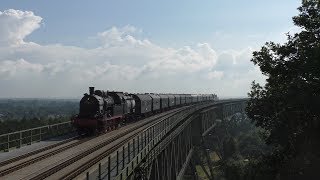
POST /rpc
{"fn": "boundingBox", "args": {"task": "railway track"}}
[0,135,78,167]
[0,136,91,177]
[61,123,151,180]
[0,107,186,179]
[29,107,186,180]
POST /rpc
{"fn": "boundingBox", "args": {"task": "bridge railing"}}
[83,103,211,180]
[0,121,74,152]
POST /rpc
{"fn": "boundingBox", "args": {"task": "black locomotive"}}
[72,87,218,135]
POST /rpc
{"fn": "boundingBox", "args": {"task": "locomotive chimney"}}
[89,87,94,95]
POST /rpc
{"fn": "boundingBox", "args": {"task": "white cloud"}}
[0,9,42,46]
[207,71,224,80]
[0,9,265,98]
[0,59,43,79]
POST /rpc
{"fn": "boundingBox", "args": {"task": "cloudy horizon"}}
[0,1,300,98]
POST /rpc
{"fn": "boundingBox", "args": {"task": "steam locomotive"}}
[71,87,218,135]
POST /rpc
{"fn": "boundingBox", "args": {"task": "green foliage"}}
[223,137,238,158]
[0,99,79,134]
[246,0,320,178]
[207,114,271,179]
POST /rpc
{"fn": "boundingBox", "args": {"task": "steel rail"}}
[0,135,78,167]
[61,106,194,180]
[27,107,186,180]
[0,107,185,176]
[0,136,91,177]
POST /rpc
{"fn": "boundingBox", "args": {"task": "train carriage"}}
[131,94,152,115]
[173,94,181,106]
[159,94,169,110]
[191,95,198,103]
[180,94,186,105]
[185,94,192,104]
[167,94,175,108]
[213,94,218,101]
[148,94,161,112]
[209,94,214,101]
[202,94,207,101]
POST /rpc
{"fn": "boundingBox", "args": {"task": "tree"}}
[246,0,320,178]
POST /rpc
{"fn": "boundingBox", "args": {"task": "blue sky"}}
[0,0,302,98]
[1,0,300,48]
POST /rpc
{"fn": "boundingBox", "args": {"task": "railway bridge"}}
[0,99,247,180]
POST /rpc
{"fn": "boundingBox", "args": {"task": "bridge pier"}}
[179,102,247,180]
[128,101,247,180]
[146,120,194,180]
[184,107,221,180]
[83,100,248,180]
